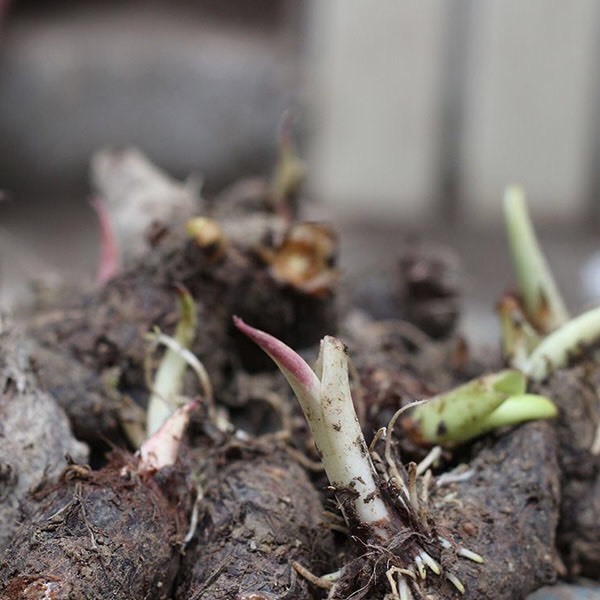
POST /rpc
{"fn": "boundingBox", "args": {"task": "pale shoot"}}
[139,401,196,472]
[269,112,306,218]
[504,185,569,333]
[146,287,197,437]
[475,394,558,434]
[524,305,600,381]
[233,317,392,537]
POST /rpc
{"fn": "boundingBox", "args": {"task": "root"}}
[354,410,485,599]
[291,562,341,590]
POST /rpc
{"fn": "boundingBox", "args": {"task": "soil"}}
[27,213,336,451]
[1,160,597,598]
[324,420,559,600]
[428,421,560,599]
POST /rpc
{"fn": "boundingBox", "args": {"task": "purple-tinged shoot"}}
[91,197,120,285]
[139,401,196,472]
[233,316,392,538]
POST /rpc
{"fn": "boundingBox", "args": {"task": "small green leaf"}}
[475,394,557,435]
[410,370,523,445]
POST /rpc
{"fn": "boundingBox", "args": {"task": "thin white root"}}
[418,550,441,575]
[407,462,420,514]
[386,567,401,600]
[183,484,204,545]
[435,469,474,487]
[320,568,344,584]
[458,547,484,564]
[385,401,427,498]
[446,572,466,594]
[396,569,417,580]
[420,469,432,511]
[148,331,214,406]
[416,445,442,476]
[369,427,387,453]
[438,535,484,564]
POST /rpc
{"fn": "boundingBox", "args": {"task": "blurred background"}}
[1,0,600,343]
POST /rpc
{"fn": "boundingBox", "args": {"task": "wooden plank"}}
[306,0,446,220]
[460,0,599,222]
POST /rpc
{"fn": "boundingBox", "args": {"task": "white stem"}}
[146,290,197,437]
[233,318,394,537]
[318,337,392,530]
[146,334,191,437]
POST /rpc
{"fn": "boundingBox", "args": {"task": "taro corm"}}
[0,403,194,599]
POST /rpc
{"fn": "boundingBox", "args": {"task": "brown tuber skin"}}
[28,216,338,449]
[176,447,334,600]
[0,454,188,600]
[535,362,600,577]
[0,320,88,552]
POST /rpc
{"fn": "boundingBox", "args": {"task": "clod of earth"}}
[27,212,337,451]
[0,318,88,552]
[177,447,334,599]
[0,460,186,599]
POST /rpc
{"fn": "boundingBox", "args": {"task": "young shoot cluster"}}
[502,186,600,381]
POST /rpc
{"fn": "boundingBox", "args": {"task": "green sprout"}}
[145,287,212,439]
[405,370,556,447]
[523,306,600,381]
[504,185,569,333]
[502,186,600,381]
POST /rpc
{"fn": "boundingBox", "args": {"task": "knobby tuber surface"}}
[177,448,334,599]
[0,457,187,599]
[0,320,88,551]
[329,422,559,599]
[427,421,560,599]
[535,362,600,577]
